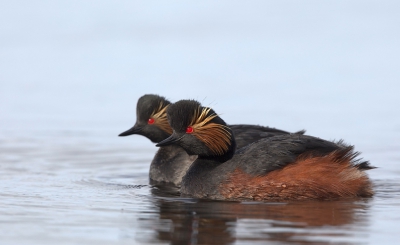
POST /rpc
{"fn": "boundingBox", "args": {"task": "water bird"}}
[119,94,304,187]
[156,99,375,200]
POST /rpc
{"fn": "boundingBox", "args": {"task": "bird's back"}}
[230,124,304,149]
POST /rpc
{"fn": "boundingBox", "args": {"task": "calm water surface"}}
[1,129,399,245]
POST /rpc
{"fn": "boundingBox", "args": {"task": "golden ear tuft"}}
[189,107,231,155]
[151,103,173,134]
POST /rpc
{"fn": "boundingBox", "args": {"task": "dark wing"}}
[232,134,349,176]
[229,124,305,149]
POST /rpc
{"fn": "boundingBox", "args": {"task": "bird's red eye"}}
[148,118,155,124]
[186,126,194,134]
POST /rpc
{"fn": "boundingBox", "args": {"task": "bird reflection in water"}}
[131,186,370,245]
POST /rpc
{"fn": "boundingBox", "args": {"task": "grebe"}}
[156,99,374,200]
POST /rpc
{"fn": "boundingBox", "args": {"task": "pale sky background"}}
[1,1,399,142]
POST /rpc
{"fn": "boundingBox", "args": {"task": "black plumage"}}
[120,95,303,187]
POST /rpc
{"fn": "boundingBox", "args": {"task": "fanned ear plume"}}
[190,107,232,155]
[151,103,173,134]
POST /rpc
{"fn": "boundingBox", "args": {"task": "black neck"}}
[199,133,236,163]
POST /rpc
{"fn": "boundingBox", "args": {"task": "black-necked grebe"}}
[119,94,305,187]
[156,100,375,200]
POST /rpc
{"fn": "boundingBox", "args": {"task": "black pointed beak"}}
[156,133,183,147]
[118,125,142,137]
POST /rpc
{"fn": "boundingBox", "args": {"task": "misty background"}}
[1,1,399,174]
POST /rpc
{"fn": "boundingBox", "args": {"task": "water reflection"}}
[133,187,371,245]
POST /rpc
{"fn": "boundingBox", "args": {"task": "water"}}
[1,131,400,245]
[1,1,400,244]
